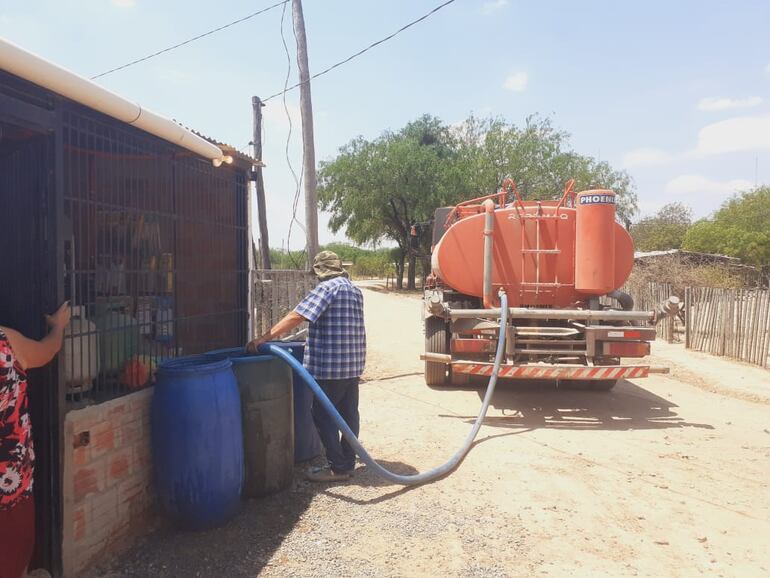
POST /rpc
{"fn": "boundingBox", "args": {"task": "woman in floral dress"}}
[0,302,70,578]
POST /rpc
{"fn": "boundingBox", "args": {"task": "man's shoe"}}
[305,466,352,483]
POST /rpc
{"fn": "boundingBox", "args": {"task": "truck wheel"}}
[450,367,471,386]
[560,379,617,391]
[425,316,449,386]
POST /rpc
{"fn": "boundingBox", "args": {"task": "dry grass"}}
[627,256,747,298]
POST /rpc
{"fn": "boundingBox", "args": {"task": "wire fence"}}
[620,282,770,368]
[685,286,770,368]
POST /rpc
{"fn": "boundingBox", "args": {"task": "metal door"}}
[0,100,63,575]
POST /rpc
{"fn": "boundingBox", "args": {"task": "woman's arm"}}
[1,302,71,370]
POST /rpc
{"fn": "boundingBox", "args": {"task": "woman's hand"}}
[46,301,71,330]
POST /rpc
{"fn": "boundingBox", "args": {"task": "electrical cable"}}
[263,0,458,102]
[278,0,307,269]
[91,0,290,79]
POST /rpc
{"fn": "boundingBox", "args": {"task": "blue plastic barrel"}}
[152,355,244,530]
[268,342,322,463]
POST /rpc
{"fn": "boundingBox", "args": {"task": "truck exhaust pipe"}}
[607,289,634,311]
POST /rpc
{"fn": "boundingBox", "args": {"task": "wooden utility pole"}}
[252,96,271,269]
[292,0,319,265]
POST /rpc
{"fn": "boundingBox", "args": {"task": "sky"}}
[3,0,770,249]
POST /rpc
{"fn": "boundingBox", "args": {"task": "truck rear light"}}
[602,341,650,357]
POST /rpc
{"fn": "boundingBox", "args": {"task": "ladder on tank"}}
[508,180,576,298]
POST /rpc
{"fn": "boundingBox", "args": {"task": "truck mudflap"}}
[451,363,653,380]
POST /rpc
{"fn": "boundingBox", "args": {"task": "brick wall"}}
[62,388,156,577]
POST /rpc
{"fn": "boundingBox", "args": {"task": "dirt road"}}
[105,284,770,578]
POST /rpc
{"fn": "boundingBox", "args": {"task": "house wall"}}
[62,388,156,577]
[2,70,251,577]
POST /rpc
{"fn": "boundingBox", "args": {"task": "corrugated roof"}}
[187,128,264,168]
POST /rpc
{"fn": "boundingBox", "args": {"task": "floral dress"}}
[0,329,34,508]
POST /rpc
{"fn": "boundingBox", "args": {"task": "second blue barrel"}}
[269,342,322,463]
[152,355,244,530]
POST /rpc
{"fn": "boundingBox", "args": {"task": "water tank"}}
[152,355,243,529]
[62,306,99,394]
[575,189,616,295]
[432,192,635,306]
[234,354,294,496]
[205,348,295,496]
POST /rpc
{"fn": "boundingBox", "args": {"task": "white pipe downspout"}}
[0,37,231,166]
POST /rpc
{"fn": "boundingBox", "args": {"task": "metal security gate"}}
[0,110,63,574]
[60,104,249,407]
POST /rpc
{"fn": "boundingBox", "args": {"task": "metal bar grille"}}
[60,103,248,409]
[0,112,62,575]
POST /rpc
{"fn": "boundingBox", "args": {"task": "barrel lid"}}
[158,354,232,376]
[229,354,275,366]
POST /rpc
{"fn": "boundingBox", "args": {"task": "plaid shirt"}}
[294,276,366,380]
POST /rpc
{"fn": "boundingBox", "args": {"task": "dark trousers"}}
[312,377,360,473]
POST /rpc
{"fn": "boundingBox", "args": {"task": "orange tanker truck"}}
[422,179,677,390]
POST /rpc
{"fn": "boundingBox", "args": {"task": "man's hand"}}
[245,311,308,354]
[246,334,269,354]
[46,301,71,330]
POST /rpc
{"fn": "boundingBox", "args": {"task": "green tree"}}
[319,115,452,288]
[450,115,638,221]
[630,202,693,251]
[682,187,770,266]
[319,113,638,289]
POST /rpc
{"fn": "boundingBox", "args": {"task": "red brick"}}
[90,422,116,457]
[118,476,145,504]
[134,446,151,471]
[67,409,102,435]
[74,467,101,503]
[129,392,151,412]
[108,450,131,483]
[107,402,128,423]
[121,420,142,446]
[73,507,87,542]
[118,490,147,521]
[89,487,118,530]
[73,446,90,467]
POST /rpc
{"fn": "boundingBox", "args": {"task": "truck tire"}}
[425,316,449,386]
[450,367,471,386]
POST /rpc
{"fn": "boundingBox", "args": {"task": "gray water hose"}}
[261,292,510,486]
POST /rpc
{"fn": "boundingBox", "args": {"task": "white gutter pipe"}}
[0,37,231,166]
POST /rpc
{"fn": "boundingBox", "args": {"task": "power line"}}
[263,0,458,102]
[91,0,289,80]
[279,1,306,268]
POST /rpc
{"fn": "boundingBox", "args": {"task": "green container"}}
[93,308,140,374]
[213,352,294,497]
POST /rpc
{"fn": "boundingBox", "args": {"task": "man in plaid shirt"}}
[248,251,366,482]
